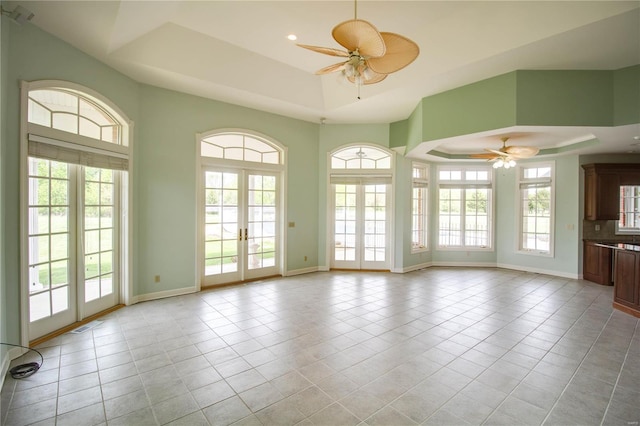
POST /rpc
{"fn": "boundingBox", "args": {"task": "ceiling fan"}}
[470,137,540,169]
[297,0,419,92]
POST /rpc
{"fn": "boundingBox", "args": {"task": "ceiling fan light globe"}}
[362,66,373,81]
[508,160,517,167]
[345,65,355,77]
[495,159,504,168]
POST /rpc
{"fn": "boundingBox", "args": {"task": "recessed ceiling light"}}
[287,34,297,41]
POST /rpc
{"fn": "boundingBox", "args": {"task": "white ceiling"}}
[6,0,640,158]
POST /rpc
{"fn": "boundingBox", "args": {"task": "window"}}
[618,186,640,234]
[411,163,428,252]
[22,81,131,340]
[198,131,285,286]
[201,133,282,165]
[331,145,391,169]
[328,144,394,270]
[28,89,123,145]
[518,163,554,255]
[437,166,492,249]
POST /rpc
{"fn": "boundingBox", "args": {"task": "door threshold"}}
[30,304,125,347]
[330,268,390,272]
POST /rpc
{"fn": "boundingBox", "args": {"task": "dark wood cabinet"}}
[582,163,640,221]
[583,241,612,285]
[613,249,640,317]
[582,164,620,220]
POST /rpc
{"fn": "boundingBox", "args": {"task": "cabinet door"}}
[584,242,612,285]
[597,173,620,220]
[584,168,597,220]
[614,250,637,306]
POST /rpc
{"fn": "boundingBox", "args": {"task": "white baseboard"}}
[391,261,579,280]
[130,286,197,304]
[391,262,432,273]
[1,346,25,393]
[432,261,497,268]
[496,263,579,279]
[318,265,330,272]
[285,267,319,277]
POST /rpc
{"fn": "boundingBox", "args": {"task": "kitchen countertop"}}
[594,242,640,252]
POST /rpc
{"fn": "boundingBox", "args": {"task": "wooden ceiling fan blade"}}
[367,32,419,74]
[470,153,499,159]
[297,44,349,57]
[316,62,346,75]
[504,146,540,157]
[332,19,385,57]
[486,149,508,156]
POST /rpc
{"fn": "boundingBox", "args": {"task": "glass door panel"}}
[332,183,389,270]
[28,159,122,340]
[28,158,76,339]
[204,171,241,284]
[333,184,358,268]
[245,172,279,279]
[82,167,118,317]
[202,169,280,285]
[362,184,387,268]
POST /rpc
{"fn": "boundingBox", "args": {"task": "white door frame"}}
[325,143,395,271]
[196,130,287,289]
[19,80,133,344]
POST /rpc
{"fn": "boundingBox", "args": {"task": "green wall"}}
[495,155,581,276]
[1,19,140,358]
[516,70,613,126]
[613,65,640,125]
[401,68,640,154]
[1,9,639,382]
[416,72,518,151]
[136,85,319,294]
[0,20,320,365]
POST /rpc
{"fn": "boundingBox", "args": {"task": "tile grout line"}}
[479,283,614,425]
[538,308,616,426]
[599,317,639,426]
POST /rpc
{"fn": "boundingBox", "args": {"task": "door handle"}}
[245,228,248,240]
[239,229,243,241]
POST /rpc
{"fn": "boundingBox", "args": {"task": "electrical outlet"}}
[304,255,308,261]
[154,275,160,283]
[595,224,601,231]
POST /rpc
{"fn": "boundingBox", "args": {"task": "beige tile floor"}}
[2,267,639,425]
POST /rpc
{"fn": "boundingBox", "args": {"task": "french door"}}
[202,168,280,286]
[28,158,119,340]
[332,183,390,270]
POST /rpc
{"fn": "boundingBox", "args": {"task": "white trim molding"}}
[130,286,198,304]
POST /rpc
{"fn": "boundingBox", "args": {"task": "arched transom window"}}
[201,133,282,165]
[28,89,123,145]
[331,145,391,169]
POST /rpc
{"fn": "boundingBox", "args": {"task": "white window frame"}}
[20,80,134,345]
[517,161,555,257]
[437,165,494,250]
[196,129,287,288]
[411,162,429,253]
[326,143,395,270]
[616,185,640,235]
